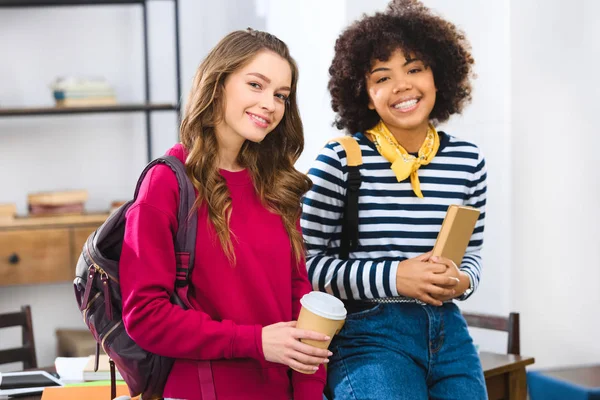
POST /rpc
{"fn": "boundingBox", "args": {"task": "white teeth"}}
[394,99,418,110]
[250,114,267,124]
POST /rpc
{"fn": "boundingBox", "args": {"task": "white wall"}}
[264,0,347,173]
[421,0,514,354]
[511,0,600,368]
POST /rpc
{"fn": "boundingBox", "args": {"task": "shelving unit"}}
[0,103,178,117]
[0,0,182,162]
[0,0,182,287]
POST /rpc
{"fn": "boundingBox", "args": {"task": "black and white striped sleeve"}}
[457,148,487,300]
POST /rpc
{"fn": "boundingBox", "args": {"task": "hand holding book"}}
[395,205,480,304]
[429,255,471,301]
[395,252,461,306]
[429,205,480,301]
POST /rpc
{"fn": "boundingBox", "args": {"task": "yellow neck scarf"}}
[366,121,439,198]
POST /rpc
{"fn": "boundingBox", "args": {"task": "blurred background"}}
[0,0,598,380]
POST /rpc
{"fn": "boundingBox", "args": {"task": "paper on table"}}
[54,357,88,383]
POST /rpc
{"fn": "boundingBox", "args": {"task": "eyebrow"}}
[369,59,423,74]
[247,72,291,91]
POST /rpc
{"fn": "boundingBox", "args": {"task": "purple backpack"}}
[73,156,215,400]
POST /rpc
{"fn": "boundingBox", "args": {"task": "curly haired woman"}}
[301,1,488,398]
[119,29,330,400]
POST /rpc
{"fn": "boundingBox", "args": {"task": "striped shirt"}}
[301,131,487,302]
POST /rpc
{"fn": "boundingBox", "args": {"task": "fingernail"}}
[328,351,333,356]
[324,336,331,340]
[313,366,319,371]
[324,359,329,363]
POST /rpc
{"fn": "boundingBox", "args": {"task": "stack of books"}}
[28,190,88,217]
[83,355,123,381]
[0,203,16,223]
[50,77,116,107]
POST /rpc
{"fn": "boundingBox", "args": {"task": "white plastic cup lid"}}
[300,291,347,320]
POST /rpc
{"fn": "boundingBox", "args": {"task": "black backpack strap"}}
[329,137,363,260]
[133,155,198,303]
[133,155,215,400]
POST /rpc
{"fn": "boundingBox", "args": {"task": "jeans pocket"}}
[345,303,384,321]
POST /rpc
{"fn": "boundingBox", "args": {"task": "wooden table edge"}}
[483,356,536,378]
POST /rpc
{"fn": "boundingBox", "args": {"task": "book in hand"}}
[0,370,63,397]
[83,354,123,381]
[432,205,480,266]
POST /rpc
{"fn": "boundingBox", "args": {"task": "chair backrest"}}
[0,305,38,369]
[462,311,520,355]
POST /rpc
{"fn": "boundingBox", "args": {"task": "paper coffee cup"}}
[294,291,347,374]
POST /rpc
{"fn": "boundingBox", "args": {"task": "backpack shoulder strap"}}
[133,156,198,299]
[331,136,363,167]
[329,136,362,259]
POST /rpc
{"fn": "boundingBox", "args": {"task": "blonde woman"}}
[120,29,329,400]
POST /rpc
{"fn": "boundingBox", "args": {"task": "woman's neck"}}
[215,126,245,172]
[387,121,430,153]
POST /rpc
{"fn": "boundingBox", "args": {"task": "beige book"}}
[82,355,123,381]
[28,190,88,206]
[432,205,480,266]
[55,97,117,107]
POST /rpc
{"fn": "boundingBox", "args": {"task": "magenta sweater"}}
[120,144,325,400]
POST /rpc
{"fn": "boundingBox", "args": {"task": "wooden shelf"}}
[0,103,179,117]
[0,0,145,7]
[0,213,109,229]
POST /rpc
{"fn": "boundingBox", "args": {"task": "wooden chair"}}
[0,305,38,369]
[462,311,520,355]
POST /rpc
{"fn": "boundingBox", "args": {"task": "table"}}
[11,352,535,400]
[480,352,535,400]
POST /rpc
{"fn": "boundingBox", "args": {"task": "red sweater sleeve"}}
[119,165,262,361]
[290,221,327,399]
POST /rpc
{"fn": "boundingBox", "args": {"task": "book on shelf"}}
[55,97,117,107]
[53,90,115,100]
[29,203,85,217]
[28,189,88,207]
[27,189,87,217]
[432,205,480,266]
[50,77,113,93]
[50,77,117,107]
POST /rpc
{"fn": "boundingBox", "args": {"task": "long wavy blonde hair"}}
[180,29,312,264]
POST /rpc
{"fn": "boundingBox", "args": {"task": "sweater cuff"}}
[231,324,262,360]
[292,376,326,400]
[292,365,326,400]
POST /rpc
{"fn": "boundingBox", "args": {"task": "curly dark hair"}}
[329,0,475,134]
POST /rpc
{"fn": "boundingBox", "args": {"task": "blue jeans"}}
[327,302,487,400]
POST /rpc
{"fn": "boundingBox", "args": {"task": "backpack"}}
[73,155,216,400]
[331,136,363,259]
